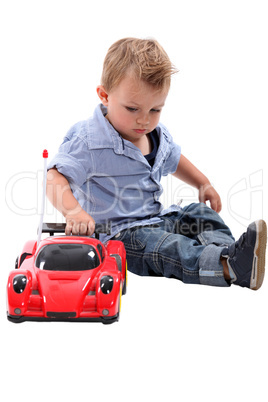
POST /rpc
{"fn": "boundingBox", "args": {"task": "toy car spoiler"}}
[42,222,111,239]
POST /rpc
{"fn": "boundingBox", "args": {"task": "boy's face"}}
[97,73,168,145]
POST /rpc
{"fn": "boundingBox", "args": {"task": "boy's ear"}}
[96,85,109,106]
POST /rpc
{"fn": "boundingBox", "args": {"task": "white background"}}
[1,1,268,401]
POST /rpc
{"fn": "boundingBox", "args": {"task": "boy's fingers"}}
[210,199,217,212]
[65,219,81,235]
[87,220,95,236]
[65,218,95,236]
[210,198,222,213]
[65,220,73,235]
[78,223,87,235]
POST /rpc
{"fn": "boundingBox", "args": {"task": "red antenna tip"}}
[43,149,48,158]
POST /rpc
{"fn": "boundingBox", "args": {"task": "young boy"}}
[47,37,267,290]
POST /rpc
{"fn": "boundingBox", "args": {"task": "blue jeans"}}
[113,203,235,287]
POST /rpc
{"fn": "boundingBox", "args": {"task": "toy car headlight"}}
[13,275,27,294]
[100,276,114,294]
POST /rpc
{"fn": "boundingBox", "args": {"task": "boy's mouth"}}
[134,129,146,134]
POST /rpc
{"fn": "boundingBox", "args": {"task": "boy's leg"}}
[114,222,205,283]
[115,203,235,287]
[175,203,236,286]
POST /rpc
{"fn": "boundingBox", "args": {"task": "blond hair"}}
[101,37,178,92]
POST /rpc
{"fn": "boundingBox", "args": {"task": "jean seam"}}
[152,232,172,272]
[124,241,144,250]
[197,233,207,246]
[129,250,190,276]
[119,229,144,250]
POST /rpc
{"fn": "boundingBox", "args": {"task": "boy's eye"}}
[125,107,161,113]
[126,107,138,112]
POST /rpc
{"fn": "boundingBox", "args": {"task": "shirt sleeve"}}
[162,141,181,176]
[47,122,92,188]
[158,123,181,176]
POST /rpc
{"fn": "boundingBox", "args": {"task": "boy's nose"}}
[136,114,149,126]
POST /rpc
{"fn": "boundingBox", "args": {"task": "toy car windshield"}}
[35,244,100,271]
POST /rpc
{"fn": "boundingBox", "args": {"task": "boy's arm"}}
[46,168,95,235]
[172,154,222,213]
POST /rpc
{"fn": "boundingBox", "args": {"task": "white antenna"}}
[37,150,48,245]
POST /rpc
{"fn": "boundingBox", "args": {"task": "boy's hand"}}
[65,210,95,236]
[199,183,222,213]
[173,156,222,213]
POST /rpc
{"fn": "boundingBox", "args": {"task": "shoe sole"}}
[251,220,267,290]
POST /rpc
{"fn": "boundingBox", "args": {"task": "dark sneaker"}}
[223,220,267,290]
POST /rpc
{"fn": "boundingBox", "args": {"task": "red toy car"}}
[7,223,127,324]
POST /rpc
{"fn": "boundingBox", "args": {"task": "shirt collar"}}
[90,104,124,154]
[90,104,171,161]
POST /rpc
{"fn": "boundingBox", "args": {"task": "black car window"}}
[35,244,100,271]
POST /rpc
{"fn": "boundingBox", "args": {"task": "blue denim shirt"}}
[48,104,181,241]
